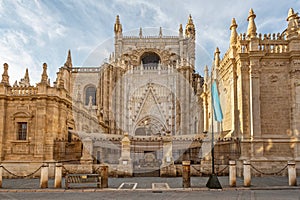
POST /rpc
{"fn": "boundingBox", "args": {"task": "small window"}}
[85,86,96,105]
[17,122,27,140]
[68,132,72,143]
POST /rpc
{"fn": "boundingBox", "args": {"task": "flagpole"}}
[211,70,215,175]
[206,67,222,189]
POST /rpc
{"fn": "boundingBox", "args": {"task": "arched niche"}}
[140,52,160,69]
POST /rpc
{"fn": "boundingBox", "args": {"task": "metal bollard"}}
[243,160,251,187]
[229,160,236,187]
[182,161,191,188]
[288,161,297,186]
[54,163,62,188]
[100,164,108,188]
[40,163,49,189]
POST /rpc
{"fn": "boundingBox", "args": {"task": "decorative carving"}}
[121,48,178,67]
[269,75,278,82]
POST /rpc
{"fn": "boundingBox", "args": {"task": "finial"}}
[19,68,30,87]
[214,47,220,68]
[1,63,9,85]
[114,15,122,35]
[139,27,142,38]
[204,65,209,82]
[159,27,162,37]
[230,18,238,46]
[64,49,72,68]
[24,68,29,81]
[179,24,183,38]
[188,14,193,23]
[286,7,300,39]
[247,8,257,38]
[287,8,296,21]
[41,63,48,84]
[185,14,195,38]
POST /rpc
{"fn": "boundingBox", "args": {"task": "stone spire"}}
[230,18,238,46]
[139,27,142,38]
[214,47,220,68]
[286,8,300,39]
[41,63,48,84]
[19,68,30,87]
[247,8,257,38]
[64,49,72,68]
[159,27,162,37]
[114,15,122,35]
[185,14,195,38]
[179,24,183,38]
[204,65,209,83]
[1,63,9,86]
[287,8,297,21]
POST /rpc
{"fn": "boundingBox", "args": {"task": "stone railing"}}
[258,40,288,53]
[237,33,289,53]
[133,64,171,72]
[72,67,100,73]
[9,86,38,96]
[123,35,179,39]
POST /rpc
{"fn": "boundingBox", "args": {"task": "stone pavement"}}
[0,176,300,191]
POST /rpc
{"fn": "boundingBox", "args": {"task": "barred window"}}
[17,122,27,140]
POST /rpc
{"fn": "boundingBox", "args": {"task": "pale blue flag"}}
[212,81,223,122]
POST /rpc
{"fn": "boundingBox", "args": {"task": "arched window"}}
[141,52,160,69]
[85,86,96,106]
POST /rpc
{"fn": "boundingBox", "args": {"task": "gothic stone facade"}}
[0,9,300,177]
[202,8,300,175]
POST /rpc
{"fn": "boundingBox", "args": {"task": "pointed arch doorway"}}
[132,116,165,177]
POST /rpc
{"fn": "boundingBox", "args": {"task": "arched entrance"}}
[132,117,165,177]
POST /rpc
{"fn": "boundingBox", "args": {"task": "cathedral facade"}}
[0,8,300,177]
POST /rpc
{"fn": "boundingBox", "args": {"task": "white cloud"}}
[0,0,298,83]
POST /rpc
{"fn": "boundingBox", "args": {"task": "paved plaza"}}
[1,190,300,200]
[0,176,300,199]
[1,176,300,189]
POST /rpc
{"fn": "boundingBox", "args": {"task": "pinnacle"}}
[230,18,237,30]
[248,8,256,20]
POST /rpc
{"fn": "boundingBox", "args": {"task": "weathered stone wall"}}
[260,60,291,136]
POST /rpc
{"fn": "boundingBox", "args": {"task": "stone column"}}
[100,164,108,188]
[243,160,251,187]
[80,137,93,164]
[160,132,176,176]
[117,133,132,176]
[0,164,3,188]
[288,161,297,186]
[229,160,236,187]
[182,161,191,188]
[40,164,49,189]
[54,163,62,188]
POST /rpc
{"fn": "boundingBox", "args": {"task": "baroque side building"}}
[0,8,299,177]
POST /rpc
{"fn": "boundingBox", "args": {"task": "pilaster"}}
[0,99,6,161]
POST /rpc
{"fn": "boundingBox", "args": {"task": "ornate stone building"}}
[0,8,300,177]
[202,8,300,175]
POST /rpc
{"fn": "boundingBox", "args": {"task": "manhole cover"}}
[118,182,138,190]
[152,183,170,190]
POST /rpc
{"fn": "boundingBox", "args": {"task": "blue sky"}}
[0,0,299,84]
